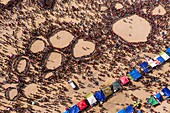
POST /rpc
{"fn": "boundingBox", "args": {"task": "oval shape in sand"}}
[45,52,62,70]
[112,14,151,43]
[44,72,53,79]
[49,30,74,48]
[30,39,45,53]
[9,88,18,100]
[73,39,95,58]
[16,59,27,73]
[115,3,123,10]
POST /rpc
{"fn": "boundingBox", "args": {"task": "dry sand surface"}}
[45,52,62,70]
[44,72,53,79]
[49,30,74,49]
[30,39,46,53]
[0,0,169,113]
[9,88,18,100]
[24,84,38,98]
[16,59,27,73]
[152,4,166,15]
[112,14,151,42]
[100,6,108,11]
[0,0,10,5]
[73,39,95,58]
[115,3,123,9]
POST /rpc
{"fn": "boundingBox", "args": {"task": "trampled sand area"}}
[112,14,151,43]
[0,0,170,113]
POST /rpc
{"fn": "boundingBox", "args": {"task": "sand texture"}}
[0,0,169,113]
[16,59,27,73]
[49,30,74,49]
[112,14,151,42]
[152,4,166,15]
[9,88,17,100]
[115,3,123,9]
[73,39,95,58]
[30,39,45,53]
[45,52,62,70]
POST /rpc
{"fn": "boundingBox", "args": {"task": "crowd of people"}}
[0,0,169,112]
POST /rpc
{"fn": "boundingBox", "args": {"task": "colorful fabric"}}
[148,96,159,106]
[110,81,122,92]
[117,108,126,113]
[159,51,170,61]
[129,68,142,81]
[126,105,134,113]
[120,76,129,85]
[69,105,80,113]
[155,93,163,102]
[77,99,88,111]
[94,90,106,102]
[102,86,113,97]
[86,93,97,106]
[162,87,170,97]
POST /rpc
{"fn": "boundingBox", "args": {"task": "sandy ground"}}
[49,30,74,49]
[16,59,27,73]
[115,3,123,10]
[45,52,62,70]
[9,88,18,100]
[23,84,38,98]
[30,39,45,53]
[152,4,166,15]
[0,0,169,113]
[112,14,151,43]
[0,0,10,5]
[73,39,95,58]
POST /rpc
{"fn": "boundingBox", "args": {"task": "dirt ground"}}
[0,0,170,113]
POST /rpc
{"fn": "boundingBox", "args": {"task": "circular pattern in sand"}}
[49,30,74,49]
[12,56,30,74]
[73,39,95,58]
[45,52,62,70]
[30,39,46,53]
[112,14,151,43]
[9,88,18,100]
[5,87,18,101]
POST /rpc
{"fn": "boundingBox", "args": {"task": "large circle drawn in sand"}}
[48,30,74,49]
[44,51,62,70]
[73,39,95,58]
[112,14,151,43]
[29,38,46,53]
[5,87,18,101]
[12,56,30,75]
